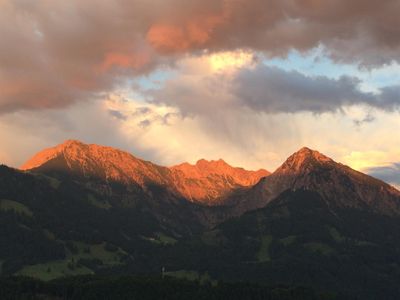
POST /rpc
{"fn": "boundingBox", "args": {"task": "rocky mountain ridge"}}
[227,147,400,216]
[21,140,270,205]
[3,141,400,298]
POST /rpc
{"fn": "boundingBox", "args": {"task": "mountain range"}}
[21,140,269,205]
[2,140,400,298]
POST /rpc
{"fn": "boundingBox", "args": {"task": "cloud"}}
[0,100,131,168]
[108,109,127,121]
[2,0,400,113]
[149,53,400,115]
[367,163,400,189]
[145,0,400,66]
[1,89,399,181]
[102,95,297,170]
[343,150,398,171]
[234,65,400,114]
[234,67,371,114]
[353,113,375,126]
[0,0,161,113]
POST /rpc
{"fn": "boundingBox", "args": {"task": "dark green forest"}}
[0,275,339,300]
[2,165,400,299]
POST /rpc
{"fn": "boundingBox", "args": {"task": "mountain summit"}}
[21,140,269,204]
[21,139,168,186]
[276,147,334,174]
[231,147,400,215]
[172,158,269,186]
[20,141,400,214]
[171,159,269,203]
[6,143,400,298]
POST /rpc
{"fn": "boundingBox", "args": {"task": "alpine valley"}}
[2,140,400,298]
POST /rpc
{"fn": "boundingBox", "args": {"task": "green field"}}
[257,235,273,262]
[157,232,177,245]
[304,242,334,256]
[43,176,61,189]
[32,173,61,189]
[0,199,33,217]
[329,227,345,243]
[69,241,127,265]
[16,241,127,281]
[17,260,93,281]
[166,270,215,285]
[166,270,200,280]
[353,240,375,246]
[142,232,177,245]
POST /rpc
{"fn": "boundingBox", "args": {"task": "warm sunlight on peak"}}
[208,50,254,72]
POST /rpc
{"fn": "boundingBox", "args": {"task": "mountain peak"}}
[20,140,92,171]
[60,139,84,147]
[20,140,167,185]
[173,159,269,182]
[21,140,270,204]
[230,147,400,217]
[277,147,334,174]
[296,146,315,154]
[196,158,227,164]
[170,159,270,202]
[294,147,330,160]
[195,158,229,169]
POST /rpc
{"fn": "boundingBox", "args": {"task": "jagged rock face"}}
[21,140,269,205]
[171,159,269,203]
[20,140,170,187]
[230,147,400,216]
[20,141,400,219]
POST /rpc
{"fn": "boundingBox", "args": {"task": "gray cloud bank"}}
[151,65,400,115]
[2,0,400,113]
[367,163,400,188]
[235,66,400,114]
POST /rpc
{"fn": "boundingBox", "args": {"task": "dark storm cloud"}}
[2,0,400,113]
[108,110,127,121]
[234,66,400,114]
[367,163,400,188]
[150,64,400,115]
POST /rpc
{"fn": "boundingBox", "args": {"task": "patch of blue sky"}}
[262,47,357,79]
[135,68,177,90]
[123,68,177,102]
[360,63,400,89]
[122,89,147,103]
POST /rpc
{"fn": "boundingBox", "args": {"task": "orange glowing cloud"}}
[99,51,151,72]
[68,77,97,90]
[0,79,62,109]
[147,15,224,53]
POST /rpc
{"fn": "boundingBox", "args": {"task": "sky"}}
[0,0,399,188]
